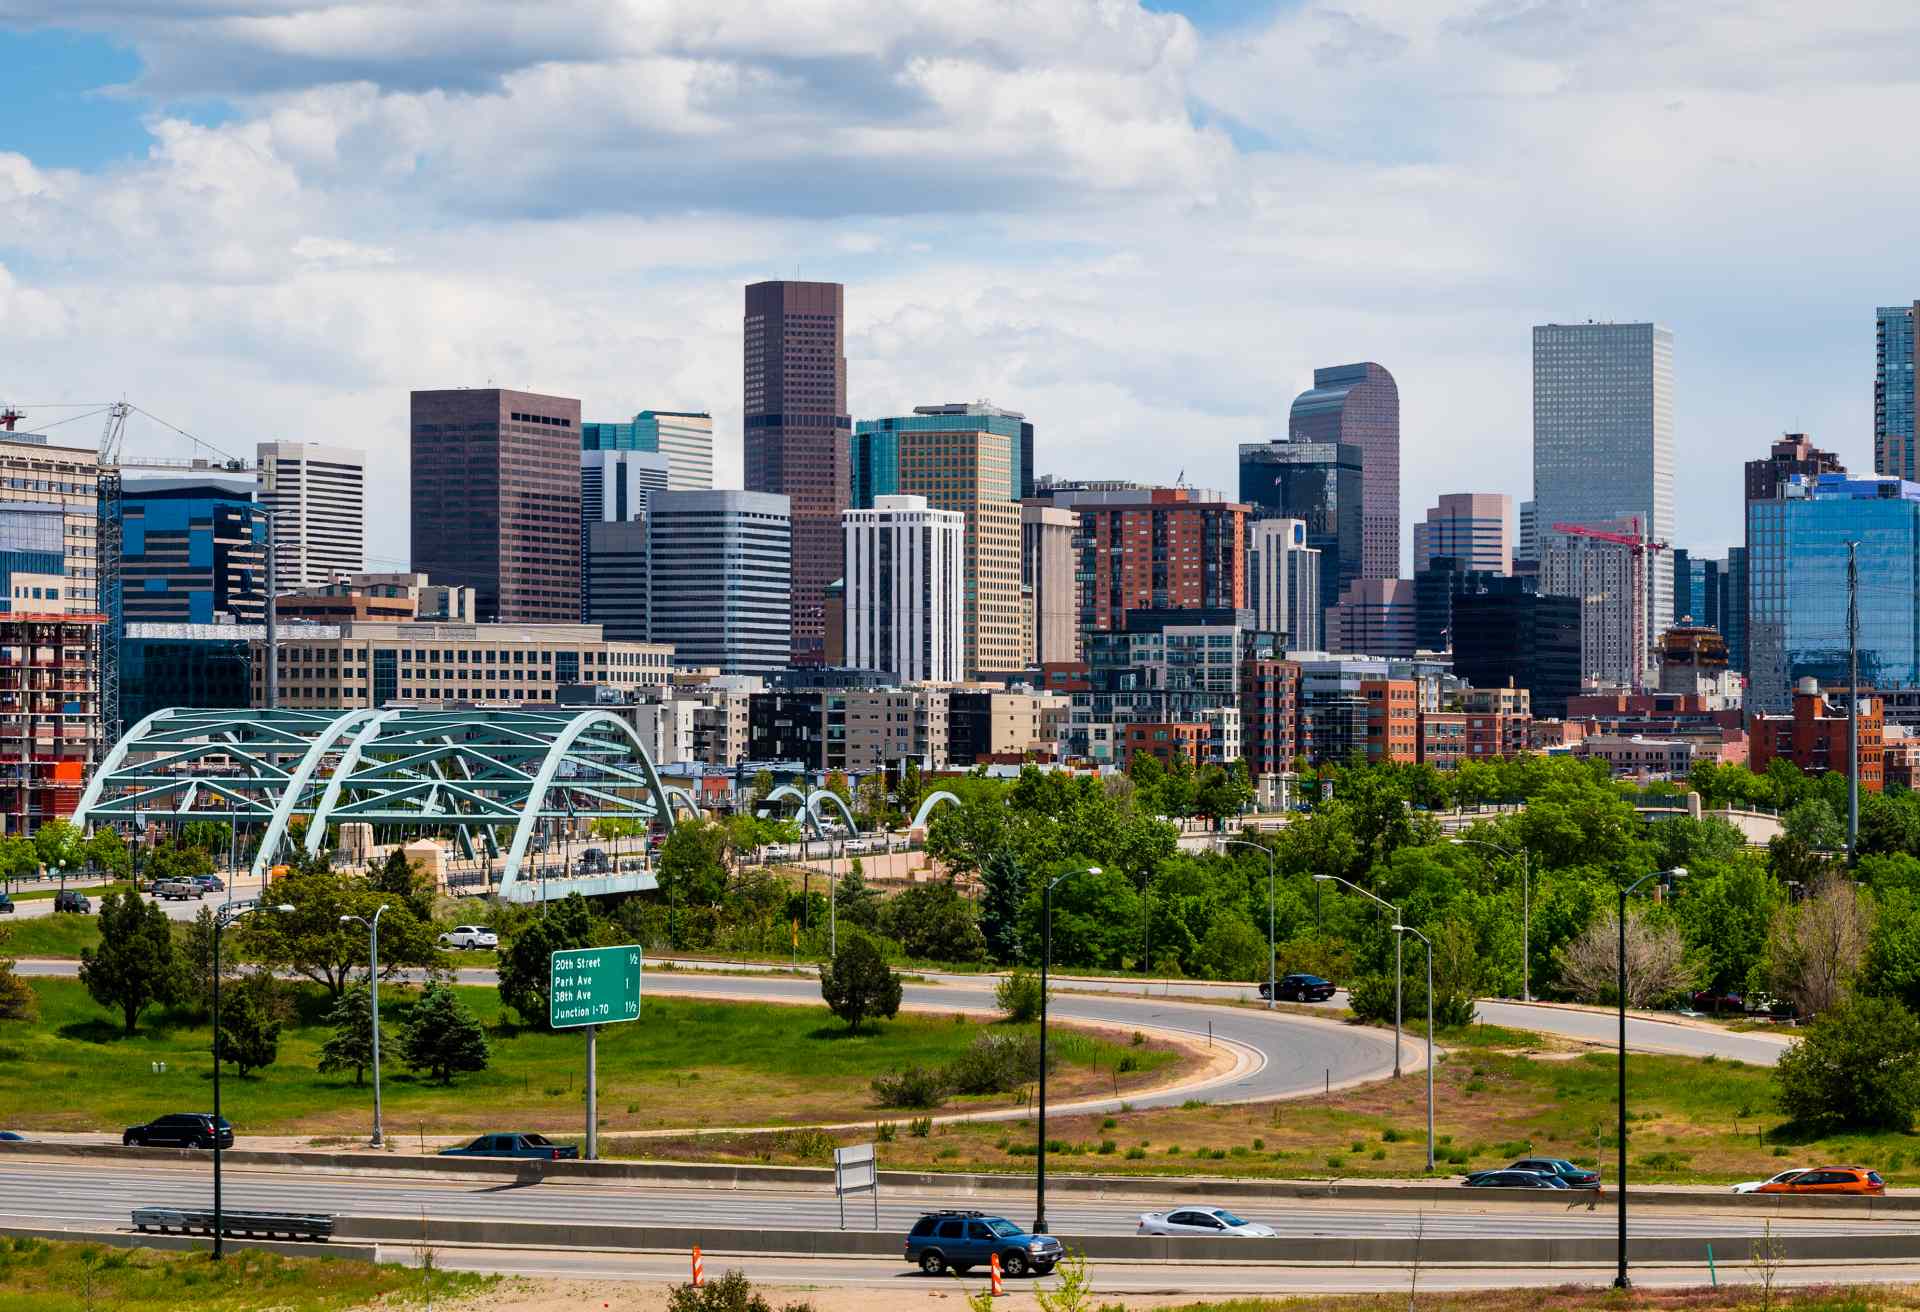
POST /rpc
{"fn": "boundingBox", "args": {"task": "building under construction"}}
[0,612,103,831]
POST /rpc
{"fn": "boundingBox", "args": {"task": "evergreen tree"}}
[317,983,381,1086]
[399,985,490,1084]
[216,972,282,1077]
[0,926,36,1022]
[79,889,178,1035]
[978,850,1027,965]
[819,931,902,1032]
[176,905,219,1020]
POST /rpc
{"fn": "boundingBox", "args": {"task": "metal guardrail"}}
[131,1207,335,1242]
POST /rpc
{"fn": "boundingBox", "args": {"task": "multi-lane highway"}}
[1,1157,1899,1242]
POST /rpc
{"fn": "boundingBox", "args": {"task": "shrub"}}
[871,1065,947,1109]
[1381,1127,1403,1142]
[1775,995,1920,1130]
[1125,1147,1147,1160]
[667,1268,816,1312]
[778,1129,836,1161]
[908,1117,933,1139]
[876,1121,897,1143]
[994,968,1047,1023]
[944,1031,1043,1095]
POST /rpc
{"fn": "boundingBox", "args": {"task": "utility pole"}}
[1847,539,1860,866]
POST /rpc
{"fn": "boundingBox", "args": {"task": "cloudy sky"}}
[2,0,1915,569]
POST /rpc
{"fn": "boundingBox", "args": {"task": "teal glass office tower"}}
[1747,474,1920,712]
[851,404,1026,509]
[1877,304,1917,480]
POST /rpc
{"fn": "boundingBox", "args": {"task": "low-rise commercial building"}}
[1748,681,1885,792]
[1575,733,1694,778]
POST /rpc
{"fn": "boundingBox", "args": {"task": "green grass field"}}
[0,1235,488,1311]
[0,978,1181,1138]
[0,914,103,958]
[1158,1292,1910,1312]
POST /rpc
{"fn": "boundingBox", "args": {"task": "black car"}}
[906,1211,1063,1277]
[1463,1169,1571,1189]
[53,890,90,914]
[123,1113,234,1149]
[1508,1157,1601,1189]
[1261,973,1336,1002]
[0,892,12,914]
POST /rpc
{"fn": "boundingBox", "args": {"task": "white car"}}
[1136,1207,1276,1238]
[439,925,499,950]
[1733,1168,1809,1194]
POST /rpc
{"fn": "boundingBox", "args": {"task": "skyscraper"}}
[744,280,848,665]
[1247,517,1321,650]
[1238,439,1363,616]
[410,388,581,622]
[648,490,791,675]
[852,404,1027,507]
[1532,321,1676,638]
[1411,493,1513,577]
[1742,433,1844,676]
[122,476,265,624]
[1021,503,1077,664]
[1288,363,1399,581]
[582,411,714,492]
[1877,304,1917,480]
[1069,488,1248,638]
[1540,516,1653,690]
[584,520,650,642]
[579,448,668,621]
[256,442,365,591]
[843,495,965,684]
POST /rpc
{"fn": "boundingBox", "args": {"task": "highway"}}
[2,1157,1903,1241]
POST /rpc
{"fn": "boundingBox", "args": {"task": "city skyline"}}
[2,5,1913,573]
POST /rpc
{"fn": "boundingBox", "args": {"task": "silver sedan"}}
[1136,1207,1276,1238]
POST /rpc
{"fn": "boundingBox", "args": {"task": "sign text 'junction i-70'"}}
[549,945,642,1029]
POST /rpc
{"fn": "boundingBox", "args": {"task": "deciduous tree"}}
[496,892,598,1027]
[216,971,283,1077]
[1775,995,1920,1130]
[1557,906,1694,1007]
[1765,874,1873,1019]
[79,889,179,1035]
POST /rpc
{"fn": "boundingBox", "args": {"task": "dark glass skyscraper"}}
[1288,363,1399,581]
[1238,439,1363,617]
[1877,304,1916,480]
[1451,577,1582,719]
[744,280,848,666]
[410,387,581,622]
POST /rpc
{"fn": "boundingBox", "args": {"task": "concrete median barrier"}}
[0,1221,380,1265]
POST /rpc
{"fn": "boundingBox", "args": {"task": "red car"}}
[1756,1167,1884,1196]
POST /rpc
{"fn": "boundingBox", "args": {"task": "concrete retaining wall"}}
[335,1213,1920,1266]
[0,1221,380,1265]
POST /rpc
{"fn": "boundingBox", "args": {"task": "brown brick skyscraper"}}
[744,281,848,665]
[410,387,581,622]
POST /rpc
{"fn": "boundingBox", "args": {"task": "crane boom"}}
[97,401,131,745]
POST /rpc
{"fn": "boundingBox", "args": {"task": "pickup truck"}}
[152,881,198,901]
[439,1132,578,1161]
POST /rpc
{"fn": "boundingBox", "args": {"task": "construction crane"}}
[98,402,131,745]
[1551,521,1669,689]
[0,408,21,432]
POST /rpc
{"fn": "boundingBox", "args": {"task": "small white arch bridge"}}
[73,707,678,903]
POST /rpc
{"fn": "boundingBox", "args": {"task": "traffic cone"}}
[691,1245,704,1287]
[990,1252,1004,1297]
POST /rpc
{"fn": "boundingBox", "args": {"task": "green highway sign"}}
[549,945,642,1029]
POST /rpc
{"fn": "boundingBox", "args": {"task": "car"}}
[151,880,197,901]
[0,892,12,914]
[123,1113,233,1149]
[843,838,872,854]
[1755,1166,1885,1196]
[439,925,500,951]
[579,847,610,873]
[1260,973,1337,1002]
[1507,1157,1601,1189]
[1136,1207,1277,1237]
[905,1211,1063,1278]
[1690,989,1744,1015]
[439,1132,579,1161]
[1462,1170,1572,1189]
[0,1130,28,1142]
[53,890,90,914]
[528,834,549,855]
[1734,1168,1810,1194]
[192,875,225,893]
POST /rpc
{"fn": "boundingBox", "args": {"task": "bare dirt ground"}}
[441,1279,1193,1311]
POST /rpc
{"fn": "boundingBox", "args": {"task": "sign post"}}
[550,945,642,1160]
[833,1142,878,1230]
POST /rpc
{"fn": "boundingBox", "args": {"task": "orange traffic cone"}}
[691,1245,705,1287]
[990,1252,1004,1297]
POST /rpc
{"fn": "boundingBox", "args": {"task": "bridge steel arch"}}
[78,707,678,901]
[911,790,963,830]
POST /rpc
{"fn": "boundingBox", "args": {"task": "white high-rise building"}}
[256,441,365,590]
[1532,321,1675,635]
[843,494,965,684]
[1412,493,1513,575]
[580,449,669,620]
[1541,516,1653,690]
[648,490,790,675]
[648,411,715,492]
[1248,518,1322,651]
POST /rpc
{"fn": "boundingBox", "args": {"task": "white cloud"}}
[2,0,1919,568]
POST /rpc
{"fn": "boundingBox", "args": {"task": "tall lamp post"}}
[212,900,293,1259]
[1313,874,1403,1078]
[1613,865,1687,1289]
[1035,864,1100,1235]
[339,903,389,1148]
[1450,837,1533,1001]
[1392,923,1435,1171]
[1222,839,1277,1009]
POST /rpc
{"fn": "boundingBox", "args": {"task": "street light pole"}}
[1313,873,1402,1078]
[1614,865,1688,1289]
[1035,865,1100,1235]
[340,904,389,1148]
[211,901,292,1259]
[1450,838,1532,1002]
[1394,924,1435,1171]
[1223,839,1276,1009]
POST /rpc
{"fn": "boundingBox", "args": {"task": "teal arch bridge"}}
[73,707,680,903]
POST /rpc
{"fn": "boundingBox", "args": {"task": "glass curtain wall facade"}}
[1288,363,1399,581]
[1748,474,1920,713]
[647,490,792,675]
[1238,440,1363,617]
[1877,304,1917,480]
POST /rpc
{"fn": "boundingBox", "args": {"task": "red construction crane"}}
[1550,521,1669,555]
[0,408,20,432]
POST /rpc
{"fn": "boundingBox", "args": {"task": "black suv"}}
[123,1113,234,1149]
[1261,973,1336,1002]
[53,890,91,914]
[906,1211,1063,1277]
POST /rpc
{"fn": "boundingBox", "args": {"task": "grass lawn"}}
[0,979,1185,1139]
[0,1234,488,1311]
[0,914,103,958]
[610,1023,1918,1188]
[1155,1291,1915,1311]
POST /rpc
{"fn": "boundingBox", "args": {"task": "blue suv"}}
[906,1211,1064,1277]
